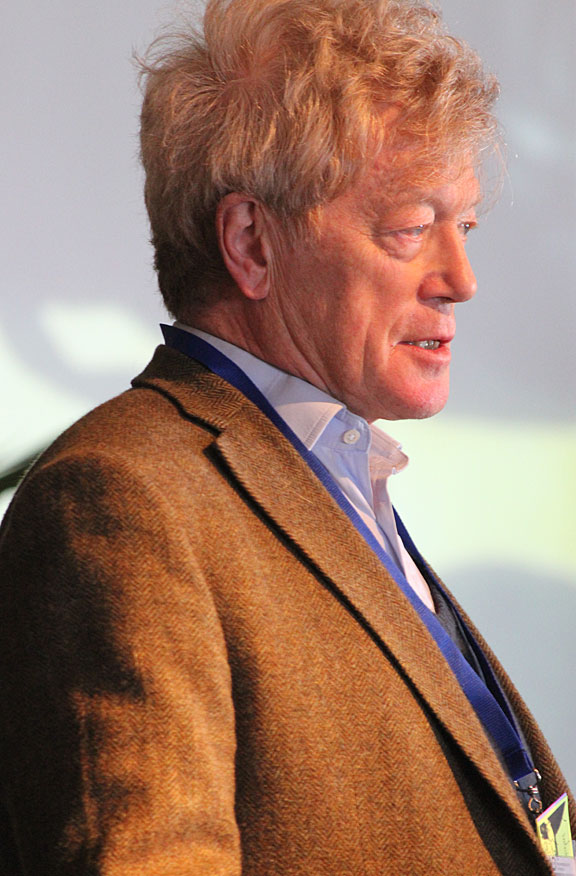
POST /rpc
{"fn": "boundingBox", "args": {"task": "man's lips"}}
[397,335,454,351]
[395,335,454,366]
[402,339,441,350]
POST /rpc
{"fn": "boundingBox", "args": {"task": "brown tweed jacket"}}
[0,345,572,875]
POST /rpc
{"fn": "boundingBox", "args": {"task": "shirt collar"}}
[174,324,408,470]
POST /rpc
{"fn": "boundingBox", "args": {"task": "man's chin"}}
[370,388,450,423]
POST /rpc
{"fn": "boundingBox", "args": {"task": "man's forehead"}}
[358,154,482,213]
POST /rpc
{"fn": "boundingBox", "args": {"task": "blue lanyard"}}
[161,324,537,786]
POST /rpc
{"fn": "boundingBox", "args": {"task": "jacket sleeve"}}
[0,452,242,875]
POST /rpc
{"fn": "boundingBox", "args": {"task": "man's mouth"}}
[403,340,441,351]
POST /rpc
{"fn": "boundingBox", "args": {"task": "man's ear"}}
[216,193,272,300]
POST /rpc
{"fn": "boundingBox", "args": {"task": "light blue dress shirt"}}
[176,324,435,611]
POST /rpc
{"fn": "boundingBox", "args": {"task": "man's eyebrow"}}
[386,188,484,214]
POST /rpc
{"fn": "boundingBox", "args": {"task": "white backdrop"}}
[2,0,575,787]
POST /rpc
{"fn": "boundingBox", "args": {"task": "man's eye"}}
[398,225,426,240]
[459,221,477,239]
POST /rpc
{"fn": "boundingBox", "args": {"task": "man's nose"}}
[419,226,478,303]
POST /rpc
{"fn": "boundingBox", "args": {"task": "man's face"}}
[271,157,480,422]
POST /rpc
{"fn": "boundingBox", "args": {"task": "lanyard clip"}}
[515,768,543,817]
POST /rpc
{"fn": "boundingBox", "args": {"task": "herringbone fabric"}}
[0,345,571,875]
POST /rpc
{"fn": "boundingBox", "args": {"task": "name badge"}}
[536,793,576,875]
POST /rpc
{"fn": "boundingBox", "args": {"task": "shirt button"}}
[342,428,361,445]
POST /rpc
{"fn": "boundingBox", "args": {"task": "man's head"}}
[140,0,498,310]
[140,0,499,420]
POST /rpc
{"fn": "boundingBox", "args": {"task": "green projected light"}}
[386,416,576,583]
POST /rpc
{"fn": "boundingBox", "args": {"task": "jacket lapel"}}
[216,423,537,826]
[134,346,547,855]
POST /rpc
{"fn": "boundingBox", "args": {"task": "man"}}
[0,0,572,873]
